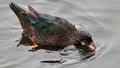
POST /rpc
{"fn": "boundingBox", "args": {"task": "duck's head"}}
[74,31,96,53]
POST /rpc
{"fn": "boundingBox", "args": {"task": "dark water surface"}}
[0,0,120,68]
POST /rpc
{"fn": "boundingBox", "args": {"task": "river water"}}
[0,0,120,68]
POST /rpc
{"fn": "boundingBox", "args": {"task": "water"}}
[0,0,120,68]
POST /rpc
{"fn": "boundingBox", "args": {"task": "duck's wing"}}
[28,6,77,37]
[9,3,76,37]
[32,14,76,36]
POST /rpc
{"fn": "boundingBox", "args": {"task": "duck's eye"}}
[81,42,86,45]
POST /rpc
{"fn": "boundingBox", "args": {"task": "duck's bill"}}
[9,2,25,16]
[88,43,96,51]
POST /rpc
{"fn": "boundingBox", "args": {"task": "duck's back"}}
[25,6,78,46]
[32,14,78,46]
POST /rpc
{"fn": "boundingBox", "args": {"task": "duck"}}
[9,2,96,52]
